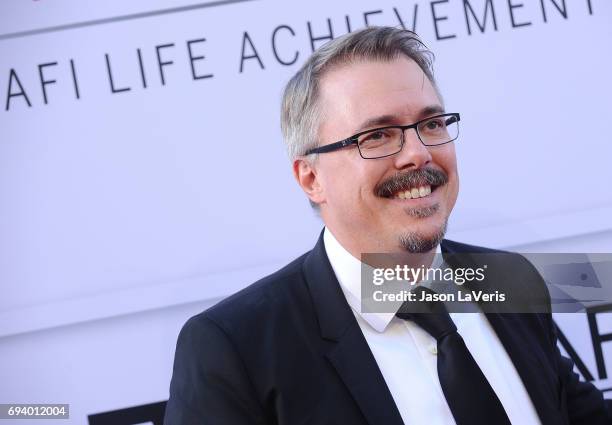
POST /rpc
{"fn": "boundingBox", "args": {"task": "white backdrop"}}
[1,0,611,423]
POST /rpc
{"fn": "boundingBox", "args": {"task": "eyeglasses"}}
[305,113,460,159]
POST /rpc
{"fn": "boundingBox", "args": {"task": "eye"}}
[357,127,402,152]
[364,130,389,141]
[356,127,404,157]
[359,130,394,148]
[424,118,444,131]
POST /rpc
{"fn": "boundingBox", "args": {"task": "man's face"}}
[298,56,459,256]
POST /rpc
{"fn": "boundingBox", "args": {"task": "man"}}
[164,27,611,424]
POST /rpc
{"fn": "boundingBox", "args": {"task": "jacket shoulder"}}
[190,251,312,333]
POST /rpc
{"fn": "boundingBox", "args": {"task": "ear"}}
[293,158,325,206]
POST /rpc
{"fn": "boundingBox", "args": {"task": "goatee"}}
[398,219,447,253]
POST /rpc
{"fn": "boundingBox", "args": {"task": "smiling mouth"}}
[389,183,441,200]
[375,168,448,200]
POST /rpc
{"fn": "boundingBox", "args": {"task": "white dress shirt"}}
[323,228,541,425]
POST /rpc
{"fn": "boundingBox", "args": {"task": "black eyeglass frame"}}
[304,112,461,159]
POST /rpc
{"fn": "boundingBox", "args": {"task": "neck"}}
[325,226,439,273]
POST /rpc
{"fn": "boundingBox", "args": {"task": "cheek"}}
[320,161,363,205]
[431,147,459,202]
[333,168,384,216]
[433,145,458,180]
[354,165,388,201]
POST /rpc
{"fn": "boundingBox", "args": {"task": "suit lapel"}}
[326,324,405,425]
[303,231,404,425]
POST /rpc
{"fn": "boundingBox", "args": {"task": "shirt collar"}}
[323,227,443,333]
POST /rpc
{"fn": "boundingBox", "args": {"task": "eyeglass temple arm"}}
[304,137,357,155]
[445,114,460,125]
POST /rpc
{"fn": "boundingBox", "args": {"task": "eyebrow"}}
[355,105,445,132]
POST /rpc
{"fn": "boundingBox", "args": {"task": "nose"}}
[393,128,432,170]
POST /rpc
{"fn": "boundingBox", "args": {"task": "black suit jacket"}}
[164,233,611,424]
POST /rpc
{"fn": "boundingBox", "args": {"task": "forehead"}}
[318,57,442,135]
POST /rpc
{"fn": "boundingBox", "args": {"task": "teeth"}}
[394,185,432,200]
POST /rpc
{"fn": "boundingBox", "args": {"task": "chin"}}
[397,220,448,253]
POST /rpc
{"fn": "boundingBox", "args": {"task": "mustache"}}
[375,168,448,198]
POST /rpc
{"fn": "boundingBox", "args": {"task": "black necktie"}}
[396,286,512,425]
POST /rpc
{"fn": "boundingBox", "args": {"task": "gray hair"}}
[280,26,438,162]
